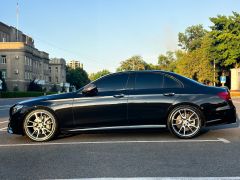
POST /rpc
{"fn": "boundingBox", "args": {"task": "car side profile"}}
[8,70,236,142]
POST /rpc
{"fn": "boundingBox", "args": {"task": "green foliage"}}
[89,69,111,81]
[175,36,216,83]
[28,79,42,92]
[209,12,240,68]
[0,71,7,91]
[178,24,207,51]
[117,56,149,71]
[50,84,58,92]
[66,67,90,89]
[158,51,177,71]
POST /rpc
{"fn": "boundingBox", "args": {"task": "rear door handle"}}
[163,93,175,96]
[113,94,125,98]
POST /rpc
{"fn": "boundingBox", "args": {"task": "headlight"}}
[12,105,24,114]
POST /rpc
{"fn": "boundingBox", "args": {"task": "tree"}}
[209,12,240,68]
[117,56,148,71]
[0,71,7,91]
[178,24,207,51]
[158,51,176,71]
[66,67,90,89]
[89,69,111,81]
[175,36,215,83]
[28,79,42,92]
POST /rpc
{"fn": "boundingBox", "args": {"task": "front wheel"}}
[168,106,202,139]
[23,109,58,142]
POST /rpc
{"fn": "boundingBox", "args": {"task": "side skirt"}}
[64,125,167,133]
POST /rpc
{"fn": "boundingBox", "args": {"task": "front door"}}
[72,72,129,129]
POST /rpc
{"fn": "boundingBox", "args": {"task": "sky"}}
[0,0,240,73]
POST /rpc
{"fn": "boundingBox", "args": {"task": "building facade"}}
[49,58,66,85]
[67,60,83,69]
[0,42,50,91]
[0,22,50,91]
[0,21,70,92]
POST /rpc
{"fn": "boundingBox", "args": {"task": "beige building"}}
[0,22,50,91]
[0,42,50,91]
[49,58,66,85]
[67,60,83,69]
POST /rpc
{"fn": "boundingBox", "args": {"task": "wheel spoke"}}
[42,127,51,133]
[28,120,35,124]
[188,124,198,129]
[178,125,183,133]
[34,113,38,119]
[178,110,185,119]
[27,125,34,128]
[188,112,196,120]
[36,129,40,138]
[187,125,194,132]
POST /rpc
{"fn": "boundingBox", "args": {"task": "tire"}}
[167,105,202,139]
[23,109,58,142]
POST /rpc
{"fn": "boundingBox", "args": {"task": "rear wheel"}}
[168,105,202,139]
[23,109,58,142]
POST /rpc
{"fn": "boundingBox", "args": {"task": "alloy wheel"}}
[24,110,57,141]
[170,107,201,138]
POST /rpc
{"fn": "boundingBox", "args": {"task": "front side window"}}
[135,72,164,90]
[95,73,129,92]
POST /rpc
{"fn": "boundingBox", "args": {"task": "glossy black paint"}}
[8,70,237,135]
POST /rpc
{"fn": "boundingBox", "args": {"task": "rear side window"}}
[135,72,164,89]
[95,73,129,91]
[164,75,182,88]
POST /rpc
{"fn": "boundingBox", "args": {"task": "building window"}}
[56,76,59,83]
[49,77,51,82]
[0,70,7,79]
[0,56,7,64]
[55,67,58,72]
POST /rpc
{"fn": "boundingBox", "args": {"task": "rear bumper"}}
[205,106,237,126]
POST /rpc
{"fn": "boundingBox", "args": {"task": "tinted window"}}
[135,72,164,89]
[95,73,129,91]
[164,75,182,88]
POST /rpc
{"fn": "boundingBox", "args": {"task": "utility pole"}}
[16,1,19,41]
[213,59,216,86]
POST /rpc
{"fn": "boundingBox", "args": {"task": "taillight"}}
[217,91,231,101]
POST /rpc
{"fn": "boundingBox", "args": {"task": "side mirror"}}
[82,84,98,96]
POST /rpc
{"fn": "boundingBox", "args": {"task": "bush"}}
[28,79,42,92]
[0,91,56,98]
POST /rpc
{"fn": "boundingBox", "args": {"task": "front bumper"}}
[8,111,26,135]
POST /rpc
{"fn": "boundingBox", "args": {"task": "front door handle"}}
[113,94,125,98]
[163,93,175,96]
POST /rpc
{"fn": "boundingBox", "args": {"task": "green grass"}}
[0,91,57,98]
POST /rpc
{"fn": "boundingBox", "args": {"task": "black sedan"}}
[8,70,236,142]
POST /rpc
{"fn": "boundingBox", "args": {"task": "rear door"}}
[127,72,182,125]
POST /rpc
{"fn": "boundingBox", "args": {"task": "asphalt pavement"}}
[0,98,240,179]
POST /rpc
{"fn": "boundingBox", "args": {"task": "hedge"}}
[0,91,57,98]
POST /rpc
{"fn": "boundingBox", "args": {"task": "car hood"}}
[17,92,77,105]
